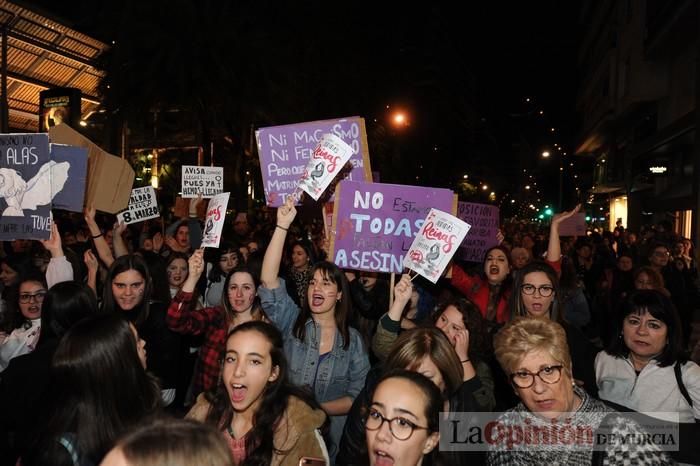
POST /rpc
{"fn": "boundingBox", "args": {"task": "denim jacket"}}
[259,279,370,456]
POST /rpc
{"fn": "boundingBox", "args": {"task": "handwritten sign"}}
[0,133,67,240]
[50,144,87,212]
[201,192,230,248]
[181,166,224,198]
[404,209,471,283]
[558,212,587,236]
[117,187,160,225]
[330,180,456,273]
[298,134,354,201]
[457,202,500,262]
[256,116,372,207]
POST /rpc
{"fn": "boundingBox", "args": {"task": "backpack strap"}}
[674,361,693,409]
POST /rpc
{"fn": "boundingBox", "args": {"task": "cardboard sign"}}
[117,187,160,225]
[201,192,230,248]
[181,166,224,198]
[173,196,207,219]
[0,133,61,239]
[48,124,134,214]
[558,212,587,236]
[404,209,471,283]
[330,180,457,273]
[256,116,372,207]
[50,144,87,212]
[457,202,500,262]
[297,134,354,201]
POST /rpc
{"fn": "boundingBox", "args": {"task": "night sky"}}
[20,0,582,210]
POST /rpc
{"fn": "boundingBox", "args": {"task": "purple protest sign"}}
[558,212,587,236]
[255,117,372,207]
[457,202,500,262]
[330,180,456,273]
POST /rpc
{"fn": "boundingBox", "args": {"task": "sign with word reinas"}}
[404,209,471,283]
[201,192,230,248]
[330,180,456,273]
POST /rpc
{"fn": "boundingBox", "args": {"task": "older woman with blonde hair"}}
[487,317,670,465]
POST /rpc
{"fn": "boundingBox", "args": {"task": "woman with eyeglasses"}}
[509,261,597,397]
[487,317,670,465]
[365,369,442,466]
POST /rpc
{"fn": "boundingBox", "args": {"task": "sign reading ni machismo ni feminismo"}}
[256,117,372,207]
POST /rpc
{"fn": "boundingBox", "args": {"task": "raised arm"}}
[84,205,114,267]
[181,248,204,293]
[260,196,296,290]
[371,274,413,359]
[112,221,129,258]
[40,222,73,287]
[547,204,581,262]
[84,250,98,294]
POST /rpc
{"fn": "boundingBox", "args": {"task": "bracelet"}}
[91,233,103,239]
[461,359,470,363]
[276,224,289,231]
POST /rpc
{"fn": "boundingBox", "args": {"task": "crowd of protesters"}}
[0,195,698,466]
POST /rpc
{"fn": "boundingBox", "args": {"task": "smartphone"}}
[298,457,326,466]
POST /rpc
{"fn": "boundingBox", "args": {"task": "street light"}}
[541,149,564,211]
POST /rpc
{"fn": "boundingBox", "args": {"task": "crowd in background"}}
[0,197,698,466]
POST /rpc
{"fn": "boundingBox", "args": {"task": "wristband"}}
[461,359,470,363]
[276,224,289,231]
[91,233,103,239]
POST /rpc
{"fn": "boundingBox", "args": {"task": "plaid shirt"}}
[166,291,227,397]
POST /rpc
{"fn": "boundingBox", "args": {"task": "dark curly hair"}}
[431,297,488,364]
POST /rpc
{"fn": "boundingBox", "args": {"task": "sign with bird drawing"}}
[297,134,354,201]
[404,209,471,283]
[0,133,69,239]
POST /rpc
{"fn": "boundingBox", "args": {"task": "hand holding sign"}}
[277,196,297,229]
[403,209,471,283]
[297,134,353,201]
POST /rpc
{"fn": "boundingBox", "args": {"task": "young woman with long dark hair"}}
[25,314,161,466]
[260,197,369,460]
[167,248,267,400]
[186,321,329,465]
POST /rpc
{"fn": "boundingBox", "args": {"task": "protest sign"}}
[48,123,134,214]
[330,180,457,273]
[0,133,67,239]
[297,134,354,201]
[256,116,372,207]
[457,202,500,262]
[404,209,471,283]
[50,144,87,212]
[117,187,160,225]
[181,166,224,198]
[201,192,230,248]
[558,212,587,236]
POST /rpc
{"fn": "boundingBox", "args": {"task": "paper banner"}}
[201,192,230,248]
[403,209,471,283]
[297,134,354,201]
[457,202,500,262]
[181,166,224,198]
[330,180,456,273]
[117,186,160,225]
[255,116,372,207]
[0,133,57,239]
[558,213,587,236]
[50,144,87,212]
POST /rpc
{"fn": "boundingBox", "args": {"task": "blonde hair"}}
[493,317,571,376]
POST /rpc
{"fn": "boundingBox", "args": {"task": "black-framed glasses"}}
[19,291,47,304]
[365,408,429,440]
[510,365,564,388]
[520,284,555,297]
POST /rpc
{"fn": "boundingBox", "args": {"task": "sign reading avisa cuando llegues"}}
[330,180,456,273]
[457,202,500,262]
[256,117,372,207]
[181,166,224,198]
